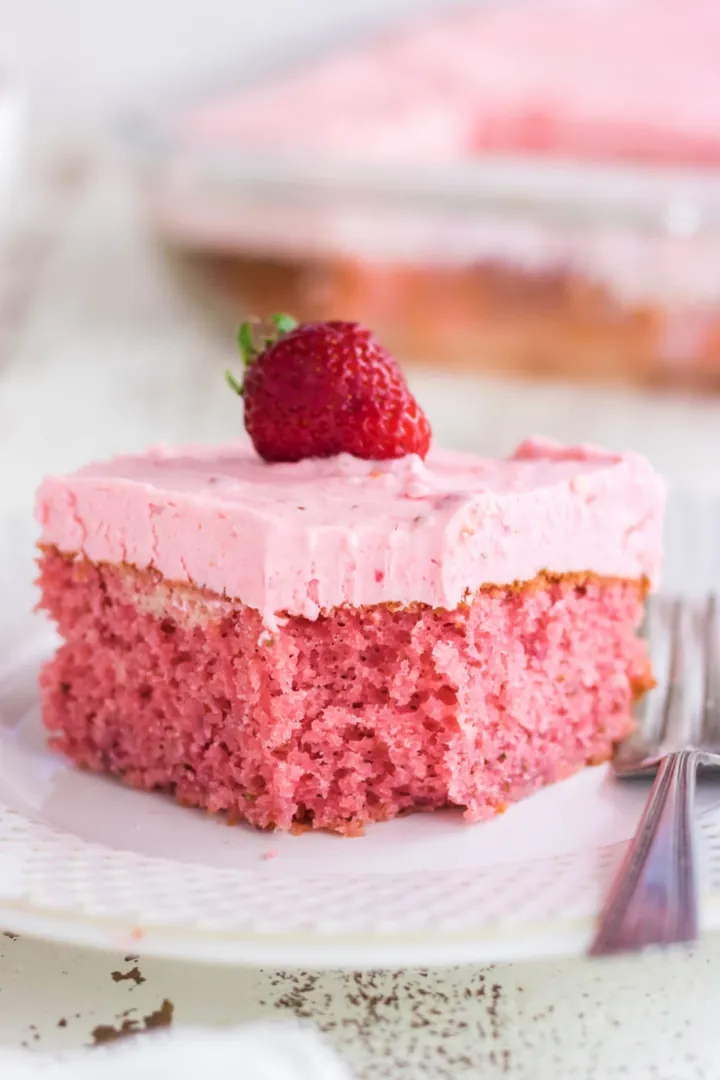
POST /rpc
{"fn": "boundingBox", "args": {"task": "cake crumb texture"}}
[38,549,652,834]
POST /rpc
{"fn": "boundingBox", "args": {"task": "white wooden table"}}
[2,931,720,1079]
[3,143,720,1079]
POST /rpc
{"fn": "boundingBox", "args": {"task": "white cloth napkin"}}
[0,1022,354,1080]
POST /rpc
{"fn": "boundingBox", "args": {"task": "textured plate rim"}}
[1,852,720,969]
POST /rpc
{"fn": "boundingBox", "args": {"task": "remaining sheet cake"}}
[156,0,720,386]
[35,319,665,834]
[189,0,720,166]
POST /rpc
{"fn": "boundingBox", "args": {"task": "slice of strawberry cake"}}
[35,319,665,834]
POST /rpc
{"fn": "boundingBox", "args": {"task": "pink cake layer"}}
[38,549,652,835]
[35,439,665,630]
[188,0,720,166]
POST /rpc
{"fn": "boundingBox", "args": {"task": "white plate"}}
[1,499,720,970]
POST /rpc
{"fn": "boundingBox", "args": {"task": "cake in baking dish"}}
[168,0,720,384]
[35,319,665,834]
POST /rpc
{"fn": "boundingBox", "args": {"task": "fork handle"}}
[589,750,699,956]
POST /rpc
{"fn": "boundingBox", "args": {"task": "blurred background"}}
[1,0,720,514]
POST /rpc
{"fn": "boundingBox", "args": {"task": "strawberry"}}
[226,315,432,463]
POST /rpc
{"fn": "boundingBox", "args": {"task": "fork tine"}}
[688,603,706,746]
[701,593,720,745]
[634,596,672,747]
[660,599,696,751]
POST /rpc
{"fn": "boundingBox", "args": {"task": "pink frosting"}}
[35,439,665,628]
[187,0,720,166]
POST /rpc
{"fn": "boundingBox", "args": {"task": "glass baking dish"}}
[121,1,720,387]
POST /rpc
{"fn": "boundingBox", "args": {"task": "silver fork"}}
[589,594,720,957]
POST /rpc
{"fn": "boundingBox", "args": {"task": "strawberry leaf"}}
[271,313,298,335]
[225,369,244,396]
[238,323,257,367]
